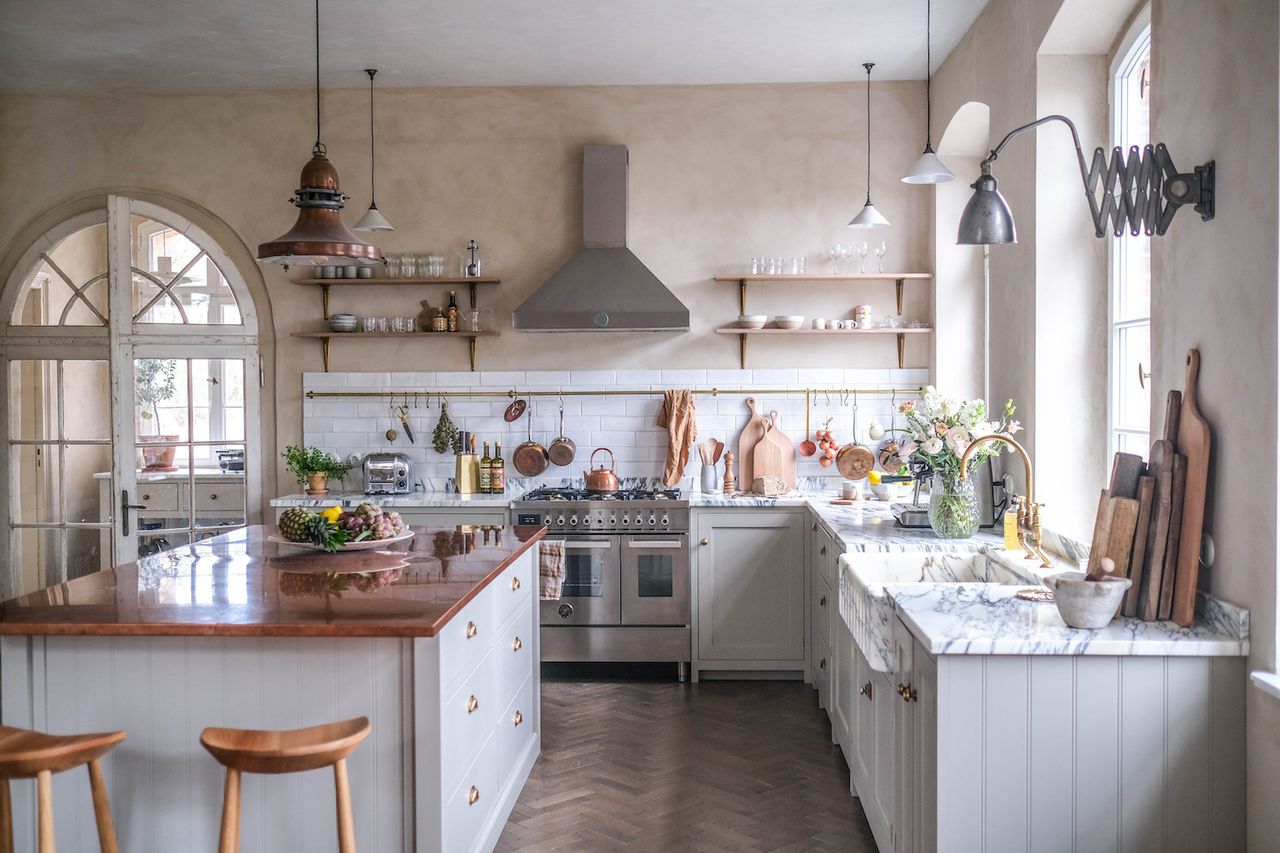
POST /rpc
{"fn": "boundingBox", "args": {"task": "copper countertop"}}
[0,524,545,638]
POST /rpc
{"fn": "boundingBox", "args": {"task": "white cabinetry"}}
[692,509,804,679]
[809,519,837,708]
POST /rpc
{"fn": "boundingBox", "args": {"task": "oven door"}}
[620,534,690,626]
[540,536,621,626]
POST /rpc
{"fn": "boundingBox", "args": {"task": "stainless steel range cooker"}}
[512,487,690,678]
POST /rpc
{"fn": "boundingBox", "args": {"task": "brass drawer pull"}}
[700,538,709,546]
[819,657,827,671]
[512,576,521,591]
[468,786,479,805]
[859,682,873,700]
[897,682,917,703]
[820,546,827,556]
[513,710,524,727]
[512,636,523,652]
[819,595,826,607]
[466,621,477,639]
[210,493,217,500]
[467,694,479,713]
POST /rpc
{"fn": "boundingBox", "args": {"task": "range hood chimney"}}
[512,145,690,332]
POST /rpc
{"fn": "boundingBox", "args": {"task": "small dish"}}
[772,315,805,330]
[328,313,358,333]
[736,314,768,329]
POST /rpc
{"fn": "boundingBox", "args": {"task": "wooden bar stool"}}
[0,724,126,853]
[200,716,370,853]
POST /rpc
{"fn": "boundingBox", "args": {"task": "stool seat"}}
[200,717,370,775]
[0,726,126,779]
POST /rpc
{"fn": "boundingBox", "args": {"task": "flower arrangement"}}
[896,387,1021,480]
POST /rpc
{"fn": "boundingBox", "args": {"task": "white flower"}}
[945,425,971,455]
[867,421,885,441]
[921,437,944,455]
[973,420,995,437]
[900,439,918,458]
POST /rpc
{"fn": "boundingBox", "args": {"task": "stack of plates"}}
[328,313,357,333]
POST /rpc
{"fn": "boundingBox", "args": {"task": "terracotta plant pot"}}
[305,472,330,495]
[138,435,180,471]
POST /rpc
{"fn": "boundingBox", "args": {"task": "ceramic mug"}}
[813,318,827,330]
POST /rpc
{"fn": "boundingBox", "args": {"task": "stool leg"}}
[333,759,356,853]
[217,768,241,853]
[0,779,13,853]
[36,770,54,853]
[87,760,119,853]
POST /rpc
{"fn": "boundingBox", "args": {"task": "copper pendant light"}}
[257,0,382,269]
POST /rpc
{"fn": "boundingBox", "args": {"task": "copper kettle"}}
[583,448,619,494]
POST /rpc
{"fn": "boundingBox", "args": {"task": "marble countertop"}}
[884,578,1249,658]
[0,524,544,638]
[272,491,515,508]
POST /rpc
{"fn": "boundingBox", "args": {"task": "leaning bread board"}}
[1171,349,1211,627]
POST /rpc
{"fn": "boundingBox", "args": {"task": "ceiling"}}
[0,0,991,94]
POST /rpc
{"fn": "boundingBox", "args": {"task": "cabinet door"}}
[696,511,805,662]
[832,610,856,758]
[911,636,937,853]
[870,671,897,852]
[851,643,876,796]
[893,619,916,853]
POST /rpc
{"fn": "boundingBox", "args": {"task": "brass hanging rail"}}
[305,386,925,400]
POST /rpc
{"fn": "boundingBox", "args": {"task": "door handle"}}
[565,541,612,550]
[626,540,684,549]
[120,489,148,537]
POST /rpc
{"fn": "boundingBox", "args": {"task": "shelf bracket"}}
[739,280,747,316]
[739,333,747,369]
[321,336,331,372]
[896,333,905,369]
[321,284,331,321]
[895,279,904,316]
[469,337,478,372]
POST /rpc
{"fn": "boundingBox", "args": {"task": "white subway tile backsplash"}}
[579,397,629,415]
[570,370,616,385]
[660,369,707,386]
[478,371,527,387]
[614,370,663,386]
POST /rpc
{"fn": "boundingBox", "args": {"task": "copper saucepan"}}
[513,399,548,476]
[547,397,576,467]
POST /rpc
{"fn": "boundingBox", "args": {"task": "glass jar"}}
[928,472,981,539]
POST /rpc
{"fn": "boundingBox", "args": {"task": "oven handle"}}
[625,540,685,549]
[564,541,612,549]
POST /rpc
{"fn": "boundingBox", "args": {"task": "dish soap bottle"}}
[1003,497,1022,551]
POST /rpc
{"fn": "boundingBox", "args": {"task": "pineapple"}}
[304,514,348,552]
[278,507,316,542]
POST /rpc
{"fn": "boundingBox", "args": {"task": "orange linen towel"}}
[656,389,698,487]
[539,539,566,601]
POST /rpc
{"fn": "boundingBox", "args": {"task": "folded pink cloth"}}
[539,539,566,601]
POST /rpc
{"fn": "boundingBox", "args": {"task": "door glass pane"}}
[64,444,111,523]
[564,550,606,597]
[11,224,109,326]
[12,528,58,593]
[135,357,189,446]
[63,360,112,440]
[636,554,674,598]
[11,445,58,523]
[66,527,109,579]
[131,216,241,325]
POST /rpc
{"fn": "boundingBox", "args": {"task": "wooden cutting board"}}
[1123,474,1156,616]
[1105,496,1141,582]
[1139,439,1175,621]
[1086,489,1116,578]
[753,417,785,486]
[736,397,768,488]
[764,410,797,489]
[1172,349,1211,627]
[1159,453,1187,620]
[1108,452,1146,500]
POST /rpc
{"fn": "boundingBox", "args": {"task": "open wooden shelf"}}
[290,277,501,286]
[713,327,931,335]
[712,273,933,282]
[291,330,499,372]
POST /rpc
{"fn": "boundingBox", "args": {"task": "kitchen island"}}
[0,523,544,853]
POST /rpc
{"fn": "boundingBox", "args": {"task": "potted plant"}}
[135,358,180,470]
[282,445,352,495]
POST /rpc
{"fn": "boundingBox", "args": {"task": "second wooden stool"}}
[0,724,127,853]
[200,716,370,853]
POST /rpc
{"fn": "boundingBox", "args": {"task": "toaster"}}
[363,452,413,495]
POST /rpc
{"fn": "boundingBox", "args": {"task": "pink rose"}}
[934,422,949,436]
[899,401,916,413]
[1007,419,1023,435]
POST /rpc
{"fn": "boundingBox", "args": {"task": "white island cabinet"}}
[0,524,544,853]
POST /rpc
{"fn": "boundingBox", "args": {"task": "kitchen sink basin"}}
[839,550,1042,672]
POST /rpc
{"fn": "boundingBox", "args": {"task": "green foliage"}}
[135,358,177,422]
[281,445,351,484]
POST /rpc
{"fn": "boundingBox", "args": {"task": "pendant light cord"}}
[864,62,874,204]
[313,0,325,156]
[366,69,378,205]
[925,0,933,150]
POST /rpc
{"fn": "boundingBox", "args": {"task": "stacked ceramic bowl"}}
[328,313,358,333]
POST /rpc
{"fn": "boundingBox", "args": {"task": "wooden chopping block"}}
[765,410,796,489]
[1172,349,1211,627]
[736,397,767,489]
[1139,439,1175,621]
[1122,475,1156,617]
[1104,496,1141,584]
[1086,489,1115,578]
[1108,452,1146,500]
[753,417,785,486]
[1158,453,1187,621]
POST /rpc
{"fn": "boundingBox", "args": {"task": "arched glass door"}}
[1,196,261,596]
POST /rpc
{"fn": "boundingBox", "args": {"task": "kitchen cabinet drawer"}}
[815,638,832,711]
[816,574,833,648]
[494,552,533,630]
[439,578,503,693]
[442,732,499,853]
[497,673,535,790]
[193,482,244,513]
[817,527,838,591]
[493,602,534,713]
[135,482,181,512]
[441,647,499,795]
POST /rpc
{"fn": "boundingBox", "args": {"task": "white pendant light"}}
[901,0,955,184]
[849,62,891,229]
[353,68,395,232]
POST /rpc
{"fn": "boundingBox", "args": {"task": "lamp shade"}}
[353,203,395,232]
[257,152,384,266]
[848,201,891,229]
[956,173,1016,244]
[901,148,956,184]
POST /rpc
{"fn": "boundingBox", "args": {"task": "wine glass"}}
[856,242,870,274]
[875,241,888,273]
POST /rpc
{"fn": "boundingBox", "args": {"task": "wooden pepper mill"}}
[723,450,736,493]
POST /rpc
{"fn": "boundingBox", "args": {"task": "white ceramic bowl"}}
[736,314,768,329]
[773,315,805,330]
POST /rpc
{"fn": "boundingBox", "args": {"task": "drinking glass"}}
[405,317,419,332]
[362,316,377,333]
[875,241,888,273]
[470,309,482,332]
[383,255,399,278]
[416,255,431,279]
[826,244,844,274]
[399,255,416,278]
[837,244,852,274]
[391,317,406,333]
[856,242,870,274]
[376,317,390,334]
[750,257,763,274]
[429,255,445,278]
[790,257,805,275]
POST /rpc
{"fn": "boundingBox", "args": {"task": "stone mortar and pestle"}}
[1042,557,1131,630]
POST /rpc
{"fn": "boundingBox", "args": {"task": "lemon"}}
[321,505,343,524]
[868,470,882,485]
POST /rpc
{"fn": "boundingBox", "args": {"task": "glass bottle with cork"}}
[491,441,505,494]
[479,441,492,494]
[446,290,459,332]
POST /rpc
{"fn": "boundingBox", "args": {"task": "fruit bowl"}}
[735,314,767,329]
[269,530,414,552]
[772,315,805,330]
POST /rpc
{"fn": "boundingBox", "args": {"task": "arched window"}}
[0,196,263,596]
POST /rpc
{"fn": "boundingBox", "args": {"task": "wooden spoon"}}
[799,389,817,457]
[713,441,724,464]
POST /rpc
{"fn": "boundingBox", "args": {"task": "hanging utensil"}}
[504,392,527,423]
[799,389,817,457]
[877,391,901,471]
[398,403,415,444]
[385,403,399,443]
[836,392,875,480]
[547,392,577,466]
[513,397,549,476]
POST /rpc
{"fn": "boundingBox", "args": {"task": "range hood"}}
[513,145,690,332]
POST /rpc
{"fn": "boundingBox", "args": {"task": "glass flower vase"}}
[928,473,980,539]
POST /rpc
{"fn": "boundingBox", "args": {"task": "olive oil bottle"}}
[491,442,506,494]
[479,442,492,494]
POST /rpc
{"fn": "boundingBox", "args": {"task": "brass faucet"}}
[959,434,1050,567]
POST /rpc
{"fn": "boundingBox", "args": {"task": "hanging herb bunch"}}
[432,401,459,455]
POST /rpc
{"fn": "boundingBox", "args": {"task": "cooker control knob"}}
[648,514,656,526]
[608,515,617,526]
[556,515,565,526]
[621,514,630,526]
[544,514,552,526]
[660,514,669,526]
[568,515,578,526]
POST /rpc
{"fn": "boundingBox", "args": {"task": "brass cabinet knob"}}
[512,576,521,591]
[467,694,479,713]
[820,546,827,556]
[210,493,217,500]
[512,636,523,652]
[700,538,709,546]
[812,522,818,531]
[468,786,480,805]
[466,621,477,639]
[142,494,151,502]
[513,710,524,727]
[819,657,827,671]
[896,683,917,703]
[858,682,873,699]
[819,595,826,607]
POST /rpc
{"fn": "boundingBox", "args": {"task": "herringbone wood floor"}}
[495,679,878,852]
